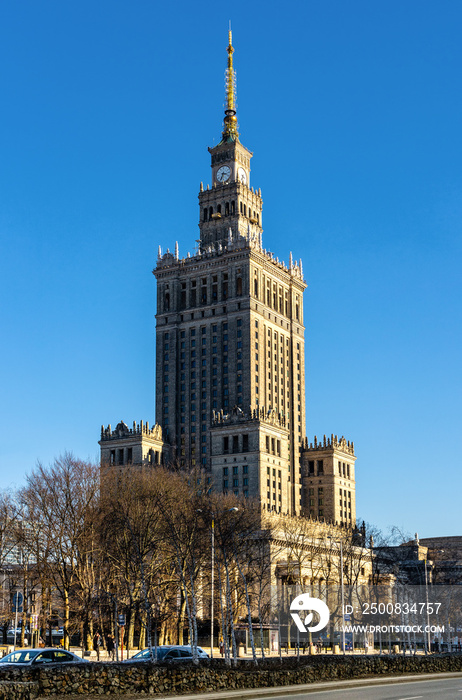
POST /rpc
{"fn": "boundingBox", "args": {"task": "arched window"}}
[236,277,242,296]
[225,202,229,216]
[203,208,208,221]
[231,200,235,214]
[209,206,213,218]
[165,293,170,311]
[217,204,222,214]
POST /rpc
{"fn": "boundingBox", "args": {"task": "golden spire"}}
[222,26,239,142]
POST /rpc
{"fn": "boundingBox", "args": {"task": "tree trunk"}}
[139,609,146,650]
[63,589,70,650]
[177,594,186,644]
[128,609,135,650]
[235,557,257,663]
[223,554,237,665]
[217,565,231,665]
[159,620,166,646]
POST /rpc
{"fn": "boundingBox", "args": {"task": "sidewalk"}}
[72,645,443,662]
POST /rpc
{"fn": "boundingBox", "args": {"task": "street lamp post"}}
[340,540,345,655]
[198,506,239,660]
[329,536,345,654]
[197,509,217,658]
[424,559,431,653]
[211,517,214,658]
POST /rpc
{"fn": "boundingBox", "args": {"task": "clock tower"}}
[198,30,262,252]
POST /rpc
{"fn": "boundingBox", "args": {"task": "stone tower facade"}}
[301,434,357,527]
[100,31,357,527]
[153,31,307,516]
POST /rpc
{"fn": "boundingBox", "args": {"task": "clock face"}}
[216,165,231,183]
[238,167,247,185]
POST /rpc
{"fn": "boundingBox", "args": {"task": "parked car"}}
[125,645,209,663]
[6,628,29,636]
[0,648,88,666]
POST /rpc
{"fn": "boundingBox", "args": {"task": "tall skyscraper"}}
[100,31,357,526]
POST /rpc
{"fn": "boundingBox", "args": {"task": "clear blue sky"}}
[1,0,461,538]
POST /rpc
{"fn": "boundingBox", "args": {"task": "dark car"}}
[0,648,88,666]
[125,645,209,663]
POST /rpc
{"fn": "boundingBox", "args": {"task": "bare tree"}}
[20,454,100,650]
[100,466,178,657]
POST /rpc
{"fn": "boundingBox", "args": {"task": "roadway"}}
[254,677,462,699]
[170,674,462,700]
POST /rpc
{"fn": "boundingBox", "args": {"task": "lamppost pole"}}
[424,559,431,653]
[340,539,345,655]
[329,536,345,654]
[211,518,214,658]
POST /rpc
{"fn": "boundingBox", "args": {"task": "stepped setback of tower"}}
[99,31,357,527]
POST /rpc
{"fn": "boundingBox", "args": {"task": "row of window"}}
[252,270,301,321]
[163,321,238,343]
[339,488,352,520]
[164,270,246,313]
[223,435,249,454]
[307,460,324,476]
[223,478,249,488]
[108,447,162,466]
[203,201,260,223]
[265,436,281,456]
[223,464,248,476]
[162,331,244,434]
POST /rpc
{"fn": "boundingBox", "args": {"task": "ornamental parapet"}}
[100,420,163,442]
[301,433,355,456]
[154,236,304,281]
[212,405,287,429]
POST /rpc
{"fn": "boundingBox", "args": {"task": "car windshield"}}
[0,650,41,664]
[133,649,151,659]
[132,647,172,660]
